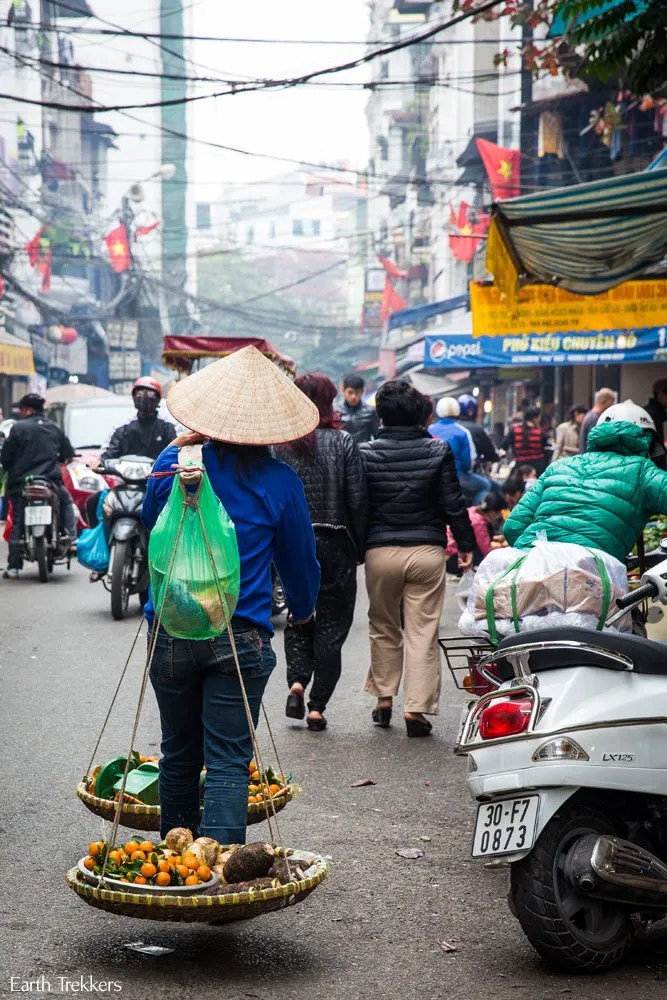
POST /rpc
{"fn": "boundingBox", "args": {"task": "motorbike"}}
[271,565,287,617]
[98,455,153,620]
[61,457,114,532]
[19,476,72,582]
[451,544,667,973]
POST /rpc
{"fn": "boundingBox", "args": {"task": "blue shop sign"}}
[424,327,667,369]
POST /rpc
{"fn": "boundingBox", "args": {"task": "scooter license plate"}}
[472,795,540,858]
[24,506,52,526]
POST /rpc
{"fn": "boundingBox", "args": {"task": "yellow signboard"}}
[471,280,667,338]
[0,336,35,376]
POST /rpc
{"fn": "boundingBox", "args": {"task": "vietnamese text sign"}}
[0,339,34,376]
[425,327,667,369]
[471,280,667,338]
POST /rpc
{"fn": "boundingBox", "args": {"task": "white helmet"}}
[598,400,655,433]
[437,396,460,419]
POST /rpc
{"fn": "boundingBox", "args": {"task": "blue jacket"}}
[429,418,472,476]
[142,442,320,633]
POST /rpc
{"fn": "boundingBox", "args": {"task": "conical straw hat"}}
[166,345,319,445]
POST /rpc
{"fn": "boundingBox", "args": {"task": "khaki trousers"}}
[364,544,446,715]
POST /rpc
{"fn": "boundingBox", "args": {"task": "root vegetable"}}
[223,842,275,884]
[268,857,304,884]
[165,827,194,854]
[209,877,279,896]
[193,837,220,866]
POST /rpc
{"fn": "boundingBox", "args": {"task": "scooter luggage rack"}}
[438,635,495,694]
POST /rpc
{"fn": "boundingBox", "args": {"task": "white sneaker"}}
[3,569,19,580]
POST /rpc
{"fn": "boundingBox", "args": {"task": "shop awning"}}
[388,293,469,330]
[162,335,296,375]
[0,330,34,377]
[486,168,667,307]
[548,0,648,38]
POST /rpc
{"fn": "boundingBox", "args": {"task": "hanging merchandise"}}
[148,453,241,640]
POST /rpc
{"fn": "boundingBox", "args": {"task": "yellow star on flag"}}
[497,159,513,179]
[112,241,125,256]
[460,224,473,235]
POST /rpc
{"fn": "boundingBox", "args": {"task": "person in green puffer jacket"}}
[504,401,667,564]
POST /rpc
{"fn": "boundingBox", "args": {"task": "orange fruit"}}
[196,865,211,882]
[130,850,146,862]
[176,865,189,879]
[182,852,199,870]
[124,841,140,855]
[155,871,171,887]
[248,785,259,794]
[141,863,157,878]
[184,874,199,886]
[83,856,96,871]
[88,842,101,857]
[171,855,182,866]
[157,860,171,874]
[134,875,147,885]
[249,761,257,772]
[139,841,154,853]
[269,784,281,796]
[108,851,122,866]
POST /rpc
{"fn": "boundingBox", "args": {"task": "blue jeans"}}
[149,624,276,844]
[459,471,491,506]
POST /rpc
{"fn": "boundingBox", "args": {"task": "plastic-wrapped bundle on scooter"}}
[458,537,632,643]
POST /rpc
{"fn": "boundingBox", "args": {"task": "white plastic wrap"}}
[458,538,632,640]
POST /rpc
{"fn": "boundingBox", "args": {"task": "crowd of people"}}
[4,358,667,848]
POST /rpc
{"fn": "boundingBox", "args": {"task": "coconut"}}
[165,827,194,854]
[193,837,220,867]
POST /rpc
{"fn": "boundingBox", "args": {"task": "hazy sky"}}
[189,0,370,191]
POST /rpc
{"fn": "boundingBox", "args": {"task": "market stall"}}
[162,336,296,376]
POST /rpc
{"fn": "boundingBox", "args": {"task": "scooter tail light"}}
[532,738,589,762]
[479,698,532,740]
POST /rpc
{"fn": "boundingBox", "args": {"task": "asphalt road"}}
[1,547,666,1000]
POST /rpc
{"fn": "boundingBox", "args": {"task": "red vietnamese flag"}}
[38,247,52,293]
[448,202,489,263]
[104,223,131,272]
[475,138,521,200]
[377,253,407,280]
[380,275,407,325]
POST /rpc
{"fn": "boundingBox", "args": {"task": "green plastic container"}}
[95,757,130,801]
[114,763,160,805]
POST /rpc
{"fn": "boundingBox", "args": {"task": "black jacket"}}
[644,397,667,470]
[101,416,176,462]
[340,400,380,444]
[276,428,367,561]
[459,418,499,465]
[360,426,475,551]
[1,413,74,492]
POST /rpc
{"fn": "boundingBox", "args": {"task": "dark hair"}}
[476,489,505,514]
[518,406,541,450]
[212,441,269,478]
[17,393,45,412]
[421,394,434,426]
[654,378,667,396]
[376,379,428,427]
[569,405,588,420]
[503,470,526,498]
[343,373,364,391]
[278,372,340,459]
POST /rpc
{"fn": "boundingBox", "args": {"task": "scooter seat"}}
[496,626,667,677]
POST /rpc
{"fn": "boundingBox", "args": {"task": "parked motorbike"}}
[452,545,667,972]
[98,455,153,620]
[19,476,72,582]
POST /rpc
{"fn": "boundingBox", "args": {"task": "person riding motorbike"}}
[429,397,490,505]
[503,401,667,564]
[456,394,499,468]
[0,393,77,579]
[100,377,176,463]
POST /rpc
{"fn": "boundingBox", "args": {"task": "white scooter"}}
[453,548,667,973]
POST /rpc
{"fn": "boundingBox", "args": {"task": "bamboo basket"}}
[65,850,327,924]
[76,780,297,832]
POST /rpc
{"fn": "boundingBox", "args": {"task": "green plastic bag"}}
[148,466,240,640]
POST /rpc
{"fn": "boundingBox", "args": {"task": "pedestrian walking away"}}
[552,405,587,461]
[430,396,490,504]
[141,347,320,845]
[578,387,617,453]
[275,373,367,732]
[339,372,380,444]
[360,380,474,737]
[501,406,550,476]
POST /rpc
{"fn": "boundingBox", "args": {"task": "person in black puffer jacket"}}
[360,380,474,738]
[275,373,367,731]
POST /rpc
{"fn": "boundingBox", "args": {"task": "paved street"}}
[1,549,667,1000]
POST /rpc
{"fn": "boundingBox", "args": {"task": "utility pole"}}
[160,0,187,336]
[519,0,534,195]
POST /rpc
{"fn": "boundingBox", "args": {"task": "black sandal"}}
[307,715,327,732]
[405,717,432,738]
[285,691,305,720]
[372,707,392,728]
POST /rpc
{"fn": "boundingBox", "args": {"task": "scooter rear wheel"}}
[35,536,49,583]
[110,540,131,620]
[510,803,634,973]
